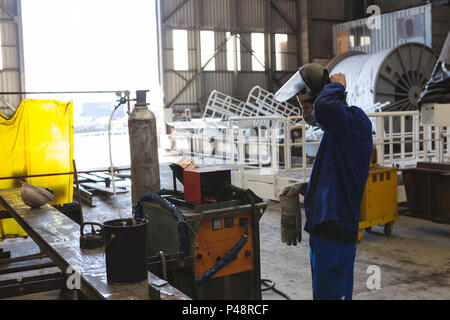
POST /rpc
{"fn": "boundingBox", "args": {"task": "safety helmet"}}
[21,182,54,208]
[274,63,331,102]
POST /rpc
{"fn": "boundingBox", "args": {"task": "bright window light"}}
[173,29,189,70]
[361,36,371,46]
[349,35,355,48]
[251,33,265,71]
[275,34,288,71]
[21,0,161,170]
[226,32,241,71]
[201,31,215,71]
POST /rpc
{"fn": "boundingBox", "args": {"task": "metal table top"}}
[0,188,190,300]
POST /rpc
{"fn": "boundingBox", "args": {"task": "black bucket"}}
[103,218,149,283]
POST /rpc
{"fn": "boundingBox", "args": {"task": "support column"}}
[299,0,310,65]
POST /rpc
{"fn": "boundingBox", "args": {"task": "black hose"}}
[261,278,292,300]
[134,190,188,254]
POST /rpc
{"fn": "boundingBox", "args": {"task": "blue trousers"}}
[309,233,356,300]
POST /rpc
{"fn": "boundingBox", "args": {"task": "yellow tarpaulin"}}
[0,99,74,240]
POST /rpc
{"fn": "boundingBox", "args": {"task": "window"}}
[397,15,424,39]
[201,30,215,71]
[349,35,355,48]
[226,32,241,71]
[251,33,265,71]
[275,34,288,71]
[173,29,189,70]
[360,36,371,46]
[348,25,372,47]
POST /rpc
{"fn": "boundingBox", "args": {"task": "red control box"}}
[183,167,231,204]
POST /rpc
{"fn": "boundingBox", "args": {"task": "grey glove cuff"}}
[280,193,300,216]
[280,183,302,197]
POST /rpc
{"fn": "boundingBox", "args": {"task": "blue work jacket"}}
[304,83,373,235]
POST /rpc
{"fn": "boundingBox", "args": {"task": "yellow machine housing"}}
[358,147,398,241]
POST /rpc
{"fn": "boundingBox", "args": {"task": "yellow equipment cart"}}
[358,148,398,241]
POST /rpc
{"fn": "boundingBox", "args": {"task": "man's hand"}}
[330,73,346,90]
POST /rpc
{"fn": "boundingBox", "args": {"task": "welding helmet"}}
[274,63,331,102]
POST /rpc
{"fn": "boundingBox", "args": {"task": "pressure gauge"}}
[212,219,222,231]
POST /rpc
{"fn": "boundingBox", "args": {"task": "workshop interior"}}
[0,0,449,301]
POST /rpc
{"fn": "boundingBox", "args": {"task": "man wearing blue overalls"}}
[275,63,373,300]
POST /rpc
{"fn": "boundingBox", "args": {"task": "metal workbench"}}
[0,188,190,300]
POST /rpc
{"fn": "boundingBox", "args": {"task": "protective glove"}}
[279,183,304,246]
[298,182,308,196]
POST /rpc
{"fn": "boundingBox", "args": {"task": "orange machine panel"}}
[194,211,254,279]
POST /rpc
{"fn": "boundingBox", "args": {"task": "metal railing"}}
[202,90,248,120]
[367,111,449,167]
[226,111,448,199]
[245,86,301,118]
[166,108,449,199]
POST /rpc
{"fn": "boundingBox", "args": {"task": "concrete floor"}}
[259,201,450,300]
[1,150,449,300]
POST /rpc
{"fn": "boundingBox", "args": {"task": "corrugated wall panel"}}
[283,34,299,70]
[187,30,198,70]
[163,0,196,28]
[164,71,199,112]
[312,0,348,20]
[163,30,174,70]
[3,47,19,68]
[271,0,297,34]
[0,0,24,114]
[239,33,253,71]
[215,32,228,71]
[202,0,233,30]
[0,0,16,18]
[236,73,268,99]
[239,0,265,32]
[311,21,336,58]
[202,72,234,104]
[1,21,17,45]
[431,4,450,53]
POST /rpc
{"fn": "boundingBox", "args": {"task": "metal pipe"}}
[367,111,419,117]
[0,90,124,95]
[0,252,48,265]
[72,160,84,225]
[159,251,167,280]
[0,166,131,181]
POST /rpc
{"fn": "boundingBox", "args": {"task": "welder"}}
[274,63,373,300]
